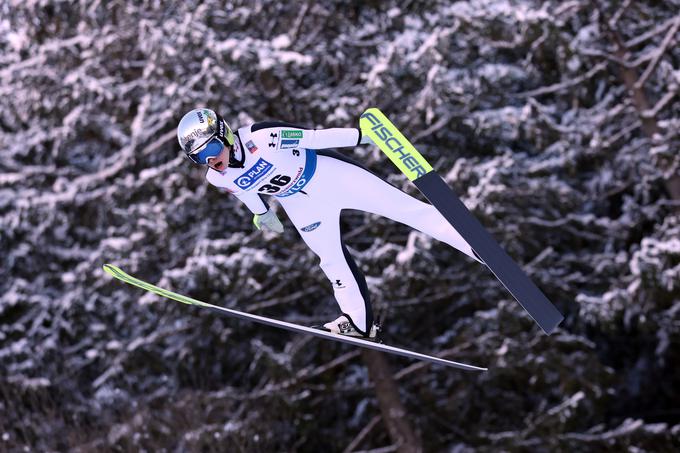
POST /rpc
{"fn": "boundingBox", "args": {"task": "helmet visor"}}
[187,137,225,165]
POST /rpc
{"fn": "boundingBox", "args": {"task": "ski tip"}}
[458,363,487,372]
[440,362,487,372]
[360,106,382,117]
[102,263,120,277]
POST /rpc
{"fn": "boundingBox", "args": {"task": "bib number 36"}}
[259,175,292,194]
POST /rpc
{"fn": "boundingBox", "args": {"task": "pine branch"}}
[634,15,680,90]
[516,62,608,98]
[608,0,633,29]
[641,90,678,119]
[343,415,382,453]
[624,16,679,48]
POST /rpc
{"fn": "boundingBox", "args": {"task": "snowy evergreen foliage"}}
[1,1,679,451]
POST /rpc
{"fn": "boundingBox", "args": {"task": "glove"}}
[359,132,374,145]
[253,209,284,234]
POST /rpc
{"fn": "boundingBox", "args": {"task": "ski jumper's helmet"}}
[177,108,234,164]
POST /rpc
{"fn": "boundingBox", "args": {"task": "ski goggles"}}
[187,137,225,165]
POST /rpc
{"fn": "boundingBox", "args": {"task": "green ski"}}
[103,264,487,372]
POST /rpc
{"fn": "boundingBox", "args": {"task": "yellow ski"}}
[360,108,563,334]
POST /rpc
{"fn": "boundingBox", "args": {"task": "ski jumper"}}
[205,122,478,335]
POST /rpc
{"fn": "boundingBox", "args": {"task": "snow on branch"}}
[517,62,608,98]
[634,15,680,90]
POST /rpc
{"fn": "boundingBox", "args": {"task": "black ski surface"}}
[415,172,564,334]
[360,108,564,334]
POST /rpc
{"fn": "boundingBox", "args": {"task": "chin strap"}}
[228,136,246,168]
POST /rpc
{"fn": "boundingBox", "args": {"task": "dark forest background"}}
[1,1,679,452]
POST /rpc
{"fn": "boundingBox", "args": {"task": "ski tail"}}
[359,108,564,334]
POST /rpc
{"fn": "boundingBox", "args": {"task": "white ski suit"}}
[205,121,477,335]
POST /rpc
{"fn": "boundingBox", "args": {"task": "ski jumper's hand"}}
[253,209,284,234]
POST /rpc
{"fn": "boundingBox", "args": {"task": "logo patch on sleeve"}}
[280,139,299,149]
[245,140,258,154]
[281,130,303,139]
[301,221,321,232]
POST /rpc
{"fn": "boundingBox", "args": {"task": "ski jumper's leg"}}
[314,150,480,262]
[277,163,373,334]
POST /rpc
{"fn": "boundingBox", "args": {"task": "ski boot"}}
[315,314,382,343]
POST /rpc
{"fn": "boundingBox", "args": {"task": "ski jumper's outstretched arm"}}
[251,121,366,150]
